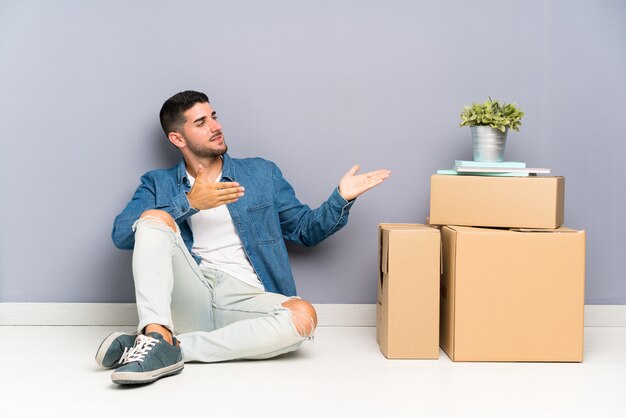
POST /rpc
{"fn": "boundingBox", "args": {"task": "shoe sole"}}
[95,331,126,368]
[111,361,185,385]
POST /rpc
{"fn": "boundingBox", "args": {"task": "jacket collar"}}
[176,153,235,186]
[221,153,235,181]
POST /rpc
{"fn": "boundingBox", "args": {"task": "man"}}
[96,90,390,385]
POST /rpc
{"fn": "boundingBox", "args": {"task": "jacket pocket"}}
[248,202,282,244]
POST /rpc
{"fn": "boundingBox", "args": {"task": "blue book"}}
[454,160,526,168]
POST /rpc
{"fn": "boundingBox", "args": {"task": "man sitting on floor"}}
[95,90,390,385]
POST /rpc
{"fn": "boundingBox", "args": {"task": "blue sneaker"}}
[95,332,137,368]
[111,332,184,385]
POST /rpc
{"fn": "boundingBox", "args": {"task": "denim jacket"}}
[112,153,354,296]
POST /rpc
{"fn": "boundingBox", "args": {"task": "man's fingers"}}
[358,177,382,189]
[345,164,360,177]
[212,183,245,203]
[205,182,243,196]
[215,184,244,196]
[361,169,391,179]
[214,181,240,190]
[354,172,390,187]
[355,170,390,191]
[217,190,244,201]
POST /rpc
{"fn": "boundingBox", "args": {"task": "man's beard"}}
[187,138,228,158]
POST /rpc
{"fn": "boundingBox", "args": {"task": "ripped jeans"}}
[131,217,309,363]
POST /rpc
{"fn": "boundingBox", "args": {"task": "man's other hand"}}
[187,164,245,210]
[338,165,391,202]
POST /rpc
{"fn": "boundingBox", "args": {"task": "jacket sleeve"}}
[272,162,355,247]
[111,172,198,250]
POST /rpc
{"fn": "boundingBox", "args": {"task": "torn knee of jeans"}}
[132,216,179,234]
[276,300,316,340]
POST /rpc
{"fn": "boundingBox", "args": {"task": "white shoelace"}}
[117,347,131,365]
[122,334,159,364]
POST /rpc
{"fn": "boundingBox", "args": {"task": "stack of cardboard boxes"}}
[377,175,586,362]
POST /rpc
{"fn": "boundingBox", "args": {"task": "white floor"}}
[1,326,625,418]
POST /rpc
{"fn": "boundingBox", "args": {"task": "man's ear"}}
[168,132,185,149]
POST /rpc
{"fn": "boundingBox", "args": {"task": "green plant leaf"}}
[458,97,524,133]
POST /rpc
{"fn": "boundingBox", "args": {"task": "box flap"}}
[509,226,582,233]
[379,224,440,273]
[446,225,583,234]
[439,226,458,360]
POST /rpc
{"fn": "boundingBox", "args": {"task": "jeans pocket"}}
[248,202,282,244]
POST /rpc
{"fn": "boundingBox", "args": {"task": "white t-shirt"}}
[186,171,264,290]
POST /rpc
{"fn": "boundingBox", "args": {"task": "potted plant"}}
[459,97,524,162]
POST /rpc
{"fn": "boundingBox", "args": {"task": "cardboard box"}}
[377,224,440,359]
[440,225,585,362]
[429,175,565,229]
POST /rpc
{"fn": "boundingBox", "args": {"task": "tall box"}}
[377,224,440,359]
[429,175,565,229]
[440,225,585,362]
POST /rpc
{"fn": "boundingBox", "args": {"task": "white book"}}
[454,160,526,168]
[437,169,529,177]
[455,166,551,174]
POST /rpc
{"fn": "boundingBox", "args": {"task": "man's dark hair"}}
[159,90,209,136]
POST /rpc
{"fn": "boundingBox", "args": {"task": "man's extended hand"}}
[338,165,391,201]
[187,164,245,210]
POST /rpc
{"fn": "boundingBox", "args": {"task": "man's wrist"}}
[336,186,355,204]
[185,192,200,211]
[338,186,354,202]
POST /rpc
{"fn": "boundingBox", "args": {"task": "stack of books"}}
[437,160,551,177]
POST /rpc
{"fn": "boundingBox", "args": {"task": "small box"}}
[377,224,440,359]
[440,225,585,362]
[429,175,565,229]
